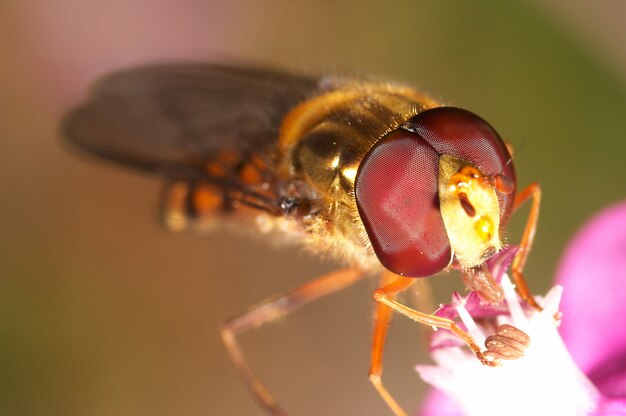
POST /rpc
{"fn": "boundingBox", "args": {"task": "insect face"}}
[355,107,516,277]
[438,156,501,269]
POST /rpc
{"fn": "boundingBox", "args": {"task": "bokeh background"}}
[1,1,625,415]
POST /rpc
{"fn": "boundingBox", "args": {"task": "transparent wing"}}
[62,62,320,184]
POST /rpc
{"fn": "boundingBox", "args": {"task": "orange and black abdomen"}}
[161,151,279,231]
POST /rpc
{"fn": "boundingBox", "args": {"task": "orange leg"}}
[368,272,408,416]
[511,182,542,311]
[369,271,495,416]
[220,268,364,416]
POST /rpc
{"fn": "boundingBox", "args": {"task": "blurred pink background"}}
[1,1,626,415]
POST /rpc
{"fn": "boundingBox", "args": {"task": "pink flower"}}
[417,201,626,415]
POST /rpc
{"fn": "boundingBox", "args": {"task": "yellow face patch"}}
[438,155,501,269]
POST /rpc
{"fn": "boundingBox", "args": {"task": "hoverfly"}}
[63,62,541,416]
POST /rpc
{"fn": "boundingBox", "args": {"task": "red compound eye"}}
[355,130,452,277]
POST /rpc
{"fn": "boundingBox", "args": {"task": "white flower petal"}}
[416,275,600,416]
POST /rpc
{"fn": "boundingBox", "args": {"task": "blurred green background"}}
[1,1,625,415]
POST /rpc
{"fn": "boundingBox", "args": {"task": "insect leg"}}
[369,271,412,416]
[370,273,496,416]
[511,182,542,311]
[220,267,364,416]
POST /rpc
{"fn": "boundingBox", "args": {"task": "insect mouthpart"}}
[462,262,504,304]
